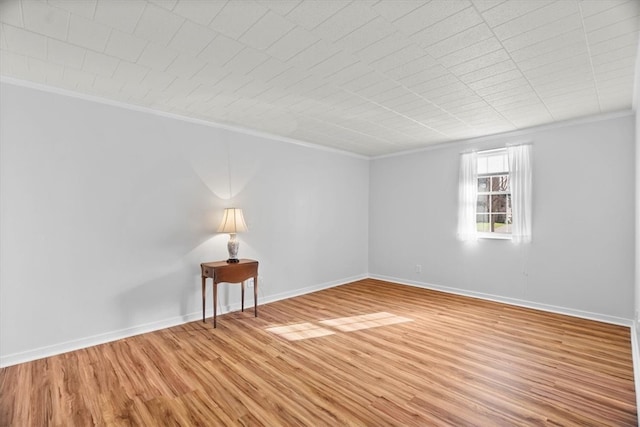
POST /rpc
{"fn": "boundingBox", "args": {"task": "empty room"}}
[1,0,639,425]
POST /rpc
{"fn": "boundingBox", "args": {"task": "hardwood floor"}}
[1,279,636,426]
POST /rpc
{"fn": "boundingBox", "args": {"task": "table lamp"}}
[217,208,248,263]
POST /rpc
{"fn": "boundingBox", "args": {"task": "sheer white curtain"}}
[508,144,532,243]
[457,151,478,241]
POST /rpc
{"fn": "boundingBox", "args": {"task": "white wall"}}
[0,82,369,365]
[370,113,635,323]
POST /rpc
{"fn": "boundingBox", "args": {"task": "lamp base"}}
[227,258,240,263]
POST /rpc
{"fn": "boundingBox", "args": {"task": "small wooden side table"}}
[201,259,259,328]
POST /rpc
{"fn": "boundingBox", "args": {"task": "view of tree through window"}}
[477,150,511,234]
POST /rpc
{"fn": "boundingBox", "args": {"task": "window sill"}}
[477,233,512,240]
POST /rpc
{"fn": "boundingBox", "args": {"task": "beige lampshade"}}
[217,208,248,233]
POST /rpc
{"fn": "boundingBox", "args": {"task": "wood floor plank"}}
[1,279,636,426]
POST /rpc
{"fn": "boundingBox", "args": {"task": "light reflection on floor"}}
[266,312,412,341]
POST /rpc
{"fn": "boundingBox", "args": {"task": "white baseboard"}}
[369,274,634,327]
[3,273,631,368]
[0,274,367,368]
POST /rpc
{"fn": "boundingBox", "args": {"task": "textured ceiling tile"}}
[368,44,427,74]
[47,38,86,68]
[492,1,576,40]
[439,37,503,67]
[82,51,119,77]
[165,53,206,78]
[336,17,396,54]
[473,76,530,96]
[148,0,178,10]
[198,33,245,66]
[2,25,47,59]
[339,70,383,92]
[209,1,267,40]
[0,0,638,156]
[392,0,470,36]
[94,0,146,33]
[173,0,227,26]
[589,32,638,56]
[372,1,425,22]
[240,11,295,51]
[247,56,290,81]
[579,0,633,17]
[162,76,201,97]
[257,0,301,16]
[135,3,184,45]
[105,29,148,62]
[424,23,493,59]
[593,55,635,74]
[583,1,639,32]
[0,0,24,27]
[328,62,373,86]
[502,13,583,52]
[223,47,269,75]
[398,64,449,88]
[480,0,553,28]
[137,41,179,70]
[509,29,584,62]
[522,54,591,80]
[412,7,483,49]
[91,76,123,96]
[356,32,413,64]
[168,21,216,56]
[267,26,319,61]
[307,50,358,78]
[139,69,175,91]
[449,48,510,76]
[62,66,96,88]
[0,50,29,75]
[27,56,64,82]
[112,61,150,84]
[385,57,442,82]
[22,1,69,40]
[472,0,507,13]
[481,83,536,102]
[284,38,339,69]
[312,1,378,42]
[592,44,638,67]
[68,13,111,51]
[192,63,230,85]
[355,79,401,98]
[587,17,639,44]
[285,0,348,30]
[457,59,516,85]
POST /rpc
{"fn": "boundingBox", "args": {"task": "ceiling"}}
[1,0,638,156]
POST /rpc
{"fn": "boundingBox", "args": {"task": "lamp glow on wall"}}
[217,208,248,263]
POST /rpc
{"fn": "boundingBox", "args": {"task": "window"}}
[476,150,511,236]
[457,145,532,242]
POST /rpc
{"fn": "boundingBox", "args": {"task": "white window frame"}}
[477,148,511,240]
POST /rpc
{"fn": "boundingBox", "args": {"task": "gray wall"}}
[370,113,635,323]
[0,82,369,365]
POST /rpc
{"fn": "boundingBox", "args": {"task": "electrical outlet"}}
[415,264,422,274]
[246,278,254,288]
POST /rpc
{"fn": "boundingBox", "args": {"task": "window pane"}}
[477,177,489,192]
[476,214,489,232]
[491,175,509,192]
[491,194,507,213]
[477,195,489,213]
[495,219,512,234]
